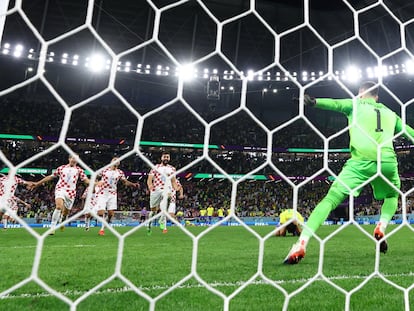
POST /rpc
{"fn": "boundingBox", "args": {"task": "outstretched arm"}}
[122,178,140,188]
[29,175,55,189]
[304,95,353,114]
[15,197,31,209]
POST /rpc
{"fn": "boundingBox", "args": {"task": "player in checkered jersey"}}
[146,151,182,234]
[31,154,90,235]
[2,196,31,230]
[0,174,33,229]
[94,157,139,236]
[81,184,100,232]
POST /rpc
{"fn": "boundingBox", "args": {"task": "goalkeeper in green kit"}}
[284,81,414,264]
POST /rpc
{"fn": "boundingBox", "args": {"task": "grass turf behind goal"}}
[1,225,414,310]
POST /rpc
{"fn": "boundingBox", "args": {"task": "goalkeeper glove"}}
[304,94,316,107]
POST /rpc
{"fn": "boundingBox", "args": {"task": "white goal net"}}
[1,0,414,310]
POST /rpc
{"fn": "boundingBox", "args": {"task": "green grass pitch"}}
[1,224,414,310]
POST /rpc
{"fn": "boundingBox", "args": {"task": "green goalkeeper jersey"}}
[315,97,414,162]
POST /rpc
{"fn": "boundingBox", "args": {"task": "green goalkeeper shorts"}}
[330,158,400,200]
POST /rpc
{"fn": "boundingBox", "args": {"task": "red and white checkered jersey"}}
[0,175,25,198]
[83,185,100,207]
[54,164,87,199]
[149,164,176,191]
[97,168,125,195]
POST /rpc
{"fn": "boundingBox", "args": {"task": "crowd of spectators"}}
[8,149,414,224]
[2,100,414,224]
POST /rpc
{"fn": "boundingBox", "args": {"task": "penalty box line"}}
[2,272,414,299]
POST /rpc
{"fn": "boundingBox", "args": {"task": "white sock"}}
[85,216,90,228]
[51,209,61,230]
[100,215,106,230]
[3,218,7,229]
[299,237,309,249]
[377,221,387,233]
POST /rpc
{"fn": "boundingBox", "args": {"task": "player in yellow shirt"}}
[176,209,184,225]
[217,207,224,220]
[275,209,304,237]
[199,207,207,224]
[206,204,215,224]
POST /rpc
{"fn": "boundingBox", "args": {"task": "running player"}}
[30,154,90,235]
[146,151,182,235]
[94,157,139,236]
[0,174,33,229]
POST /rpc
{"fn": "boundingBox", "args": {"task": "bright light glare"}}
[13,44,23,58]
[345,66,361,83]
[247,70,254,81]
[178,64,195,81]
[406,60,414,74]
[87,54,105,72]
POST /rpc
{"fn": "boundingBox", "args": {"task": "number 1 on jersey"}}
[374,108,383,132]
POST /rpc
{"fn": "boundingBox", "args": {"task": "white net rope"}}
[0,0,414,310]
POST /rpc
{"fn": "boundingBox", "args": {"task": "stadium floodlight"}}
[13,44,23,58]
[2,48,9,54]
[87,54,105,73]
[366,67,374,78]
[4,42,10,48]
[73,54,79,60]
[380,65,388,77]
[406,60,414,74]
[178,64,195,81]
[247,70,254,81]
[345,66,361,83]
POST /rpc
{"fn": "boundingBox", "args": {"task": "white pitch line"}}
[0,244,97,249]
[2,272,414,299]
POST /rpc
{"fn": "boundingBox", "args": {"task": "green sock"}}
[378,196,398,232]
[300,190,345,246]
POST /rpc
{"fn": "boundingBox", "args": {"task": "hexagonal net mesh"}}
[1,0,414,310]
